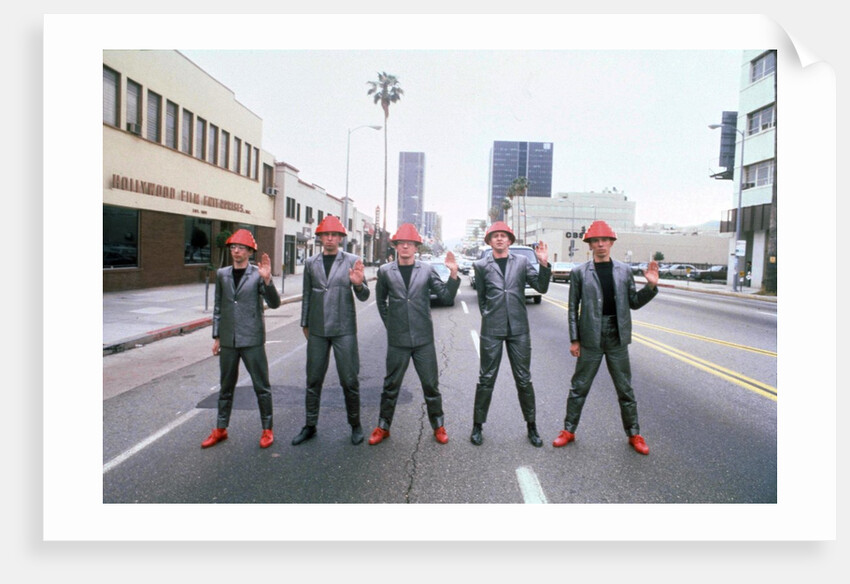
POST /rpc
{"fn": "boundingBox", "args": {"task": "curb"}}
[102,294,303,356]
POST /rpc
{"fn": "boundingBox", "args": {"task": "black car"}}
[468,246,544,304]
[424,260,455,306]
[692,265,728,283]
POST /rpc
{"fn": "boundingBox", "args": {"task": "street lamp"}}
[344,124,382,251]
[709,122,746,292]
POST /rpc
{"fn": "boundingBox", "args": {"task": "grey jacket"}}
[474,253,551,337]
[213,264,281,348]
[376,261,460,348]
[300,251,370,337]
[568,259,657,349]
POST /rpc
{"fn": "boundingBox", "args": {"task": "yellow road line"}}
[543,296,776,401]
[634,333,777,401]
[634,321,777,357]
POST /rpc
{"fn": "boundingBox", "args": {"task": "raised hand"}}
[644,260,659,288]
[535,241,549,266]
[258,252,272,284]
[444,251,459,277]
[349,258,365,287]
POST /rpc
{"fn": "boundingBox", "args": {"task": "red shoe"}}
[260,429,274,448]
[368,427,390,445]
[201,428,228,448]
[434,426,449,444]
[629,435,650,455]
[553,430,575,447]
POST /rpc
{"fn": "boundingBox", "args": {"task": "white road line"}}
[103,409,202,474]
[470,329,479,354]
[461,300,469,314]
[105,343,306,474]
[516,466,548,504]
[758,310,777,317]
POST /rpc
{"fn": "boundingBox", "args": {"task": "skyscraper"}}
[488,141,553,221]
[397,151,425,232]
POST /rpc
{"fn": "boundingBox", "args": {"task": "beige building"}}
[103,50,280,291]
[275,162,377,274]
[511,191,730,266]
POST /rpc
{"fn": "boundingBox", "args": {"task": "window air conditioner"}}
[265,187,278,196]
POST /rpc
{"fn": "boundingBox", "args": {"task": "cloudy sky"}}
[181,47,742,240]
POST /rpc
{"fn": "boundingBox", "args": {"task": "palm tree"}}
[367,72,404,258]
[510,176,529,243]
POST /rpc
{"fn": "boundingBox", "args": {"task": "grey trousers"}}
[473,332,536,424]
[216,345,273,430]
[564,316,640,436]
[378,342,445,430]
[305,333,360,427]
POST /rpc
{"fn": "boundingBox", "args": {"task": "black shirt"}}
[232,267,246,289]
[322,254,337,278]
[399,264,414,289]
[594,261,617,316]
[495,257,509,276]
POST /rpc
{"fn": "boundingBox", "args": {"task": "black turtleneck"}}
[594,261,617,315]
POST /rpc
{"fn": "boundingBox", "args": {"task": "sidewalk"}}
[102,267,774,356]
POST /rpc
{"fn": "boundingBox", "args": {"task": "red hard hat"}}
[315,215,347,236]
[583,220,617,241]
[225,229,257,250]
[484,221,516,245]
[391,223,423,244]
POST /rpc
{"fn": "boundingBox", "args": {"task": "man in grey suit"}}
[552,220,659,455]
[471,221,551,447]
[368,223,460,446]
[292,215,370,446]
[201,229,281,449]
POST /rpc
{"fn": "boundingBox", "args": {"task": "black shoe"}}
[527,424,543,447]
[470,425,483,446]
[291,425,316,445]
[351,424,364,445]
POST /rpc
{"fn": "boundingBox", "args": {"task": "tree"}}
[653,251,665,261]
[215,230,232,268]
[367,72,404,259]
[510,176,529,244]
[488,205,501,223]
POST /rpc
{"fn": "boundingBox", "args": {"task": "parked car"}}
[660,263,697,279]
[631,262,649,275]
[550,261,576,283]
[692,264,728,283]
[469,246,544,304]
[458,258,473,275]
[423,260,455,306]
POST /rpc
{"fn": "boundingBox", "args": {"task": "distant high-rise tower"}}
[397,152,425,232]
[488,141,553,221]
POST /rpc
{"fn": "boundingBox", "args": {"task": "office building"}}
[488,141,553,221]
[397,152,425,232]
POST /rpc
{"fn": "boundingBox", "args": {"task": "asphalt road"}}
[103,279,777,506]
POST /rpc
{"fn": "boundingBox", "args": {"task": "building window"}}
[253,146,260,179]
[220,130,230,169]
[184,217,212,265]
[195,117,206,160]
[747,104,775,136]
[244,142,252,177]
[103,205,138,268]
[208,124,219,165]
[103,66,120,126]
[234,138,242,174]
[262,163,274,193]
[751,51,776,83]
[181,109,193,155]
[305,206,314,224]
[146,90,162,143]
[286,197,297,219]
[126,79,141,133]
[318,210,324,224]
[743,159,775,189]
[165,100,178,149]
